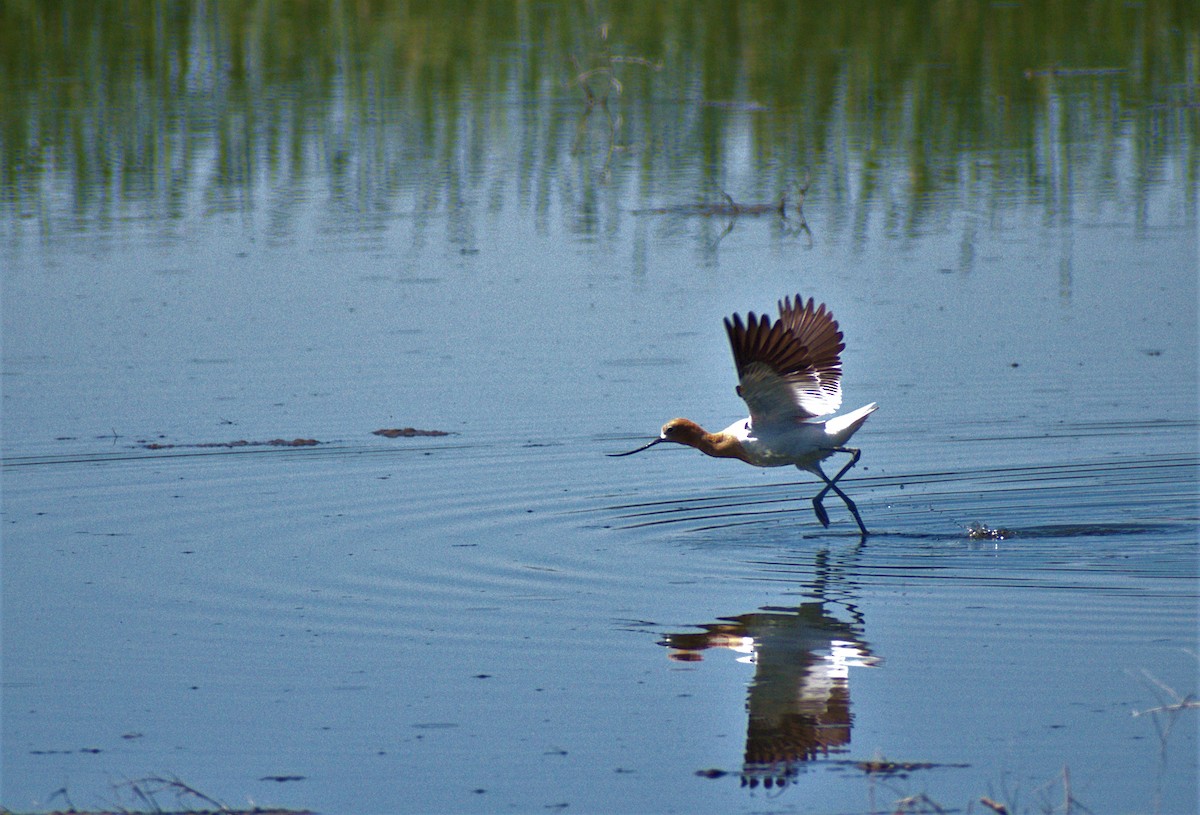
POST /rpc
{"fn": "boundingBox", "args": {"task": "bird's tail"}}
[825,402,878,444]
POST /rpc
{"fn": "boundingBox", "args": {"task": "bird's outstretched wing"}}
[723,295,844,424]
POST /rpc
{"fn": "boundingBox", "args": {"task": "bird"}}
[609,295,878,536]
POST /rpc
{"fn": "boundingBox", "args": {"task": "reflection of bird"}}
[609,296,877,535]
[662,603,879,789]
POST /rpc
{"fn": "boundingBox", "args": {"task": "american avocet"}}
[609,295,878,536]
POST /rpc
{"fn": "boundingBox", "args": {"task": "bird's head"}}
[607,418,707,456]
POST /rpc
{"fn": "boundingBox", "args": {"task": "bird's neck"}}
[677,424,753,463]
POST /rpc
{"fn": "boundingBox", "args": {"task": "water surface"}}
[2,3,1197,813]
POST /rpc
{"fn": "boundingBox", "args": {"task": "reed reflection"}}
[660,550,877,789]
[3,2,1192,248]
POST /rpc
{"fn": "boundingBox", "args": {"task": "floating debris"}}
[1024,65,1125,79]
[824,758,971,778]
[140,438,320,450]
[699,99,769,111]
[633,192,788,218]
[373,427,454,438]
[631,182,812,246]
[856,759,944,775]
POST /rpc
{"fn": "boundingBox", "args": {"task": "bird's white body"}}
[722,402,878,472]
[609,295,877,535]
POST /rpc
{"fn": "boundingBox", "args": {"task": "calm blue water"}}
[3,7,1198,813]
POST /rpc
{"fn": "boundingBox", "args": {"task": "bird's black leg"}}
[811,486,831,528]
[811,448,867,536]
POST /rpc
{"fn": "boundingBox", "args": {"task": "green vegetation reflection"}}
[1,1,1195,241]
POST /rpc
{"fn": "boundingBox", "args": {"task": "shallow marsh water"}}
[2,4,1198,814]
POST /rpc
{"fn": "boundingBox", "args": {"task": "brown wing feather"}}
[777,295,844,409]
[724,295,845,423]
